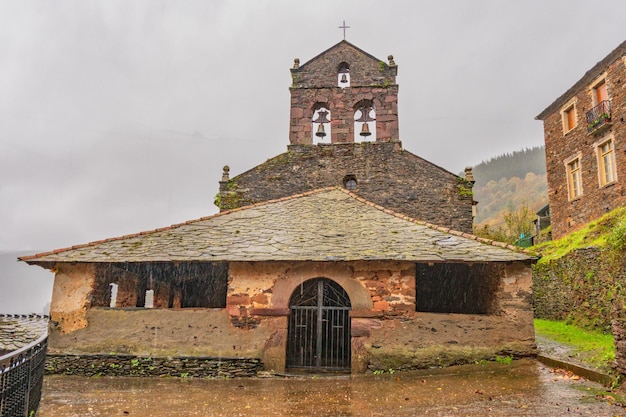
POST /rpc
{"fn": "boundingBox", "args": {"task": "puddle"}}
[38,359,625,416]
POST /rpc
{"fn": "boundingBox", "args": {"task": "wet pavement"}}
[38,359,625,417]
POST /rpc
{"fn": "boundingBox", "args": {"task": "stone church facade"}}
[22,41,535,376]
[217,41,476,234]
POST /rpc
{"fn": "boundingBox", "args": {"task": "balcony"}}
[586,100,612,133]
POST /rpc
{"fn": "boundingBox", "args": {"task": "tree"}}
[503,203,534,240]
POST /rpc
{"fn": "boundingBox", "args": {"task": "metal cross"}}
[339,20,350,40]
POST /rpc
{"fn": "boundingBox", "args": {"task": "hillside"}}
[472,146,548,231]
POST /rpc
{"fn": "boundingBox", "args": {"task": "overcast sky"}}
[1,1,625,311]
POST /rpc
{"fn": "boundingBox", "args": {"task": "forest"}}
[470,145,548,241]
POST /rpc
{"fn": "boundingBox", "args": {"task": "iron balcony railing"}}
[586,100,612,133]
[0,332,48,417]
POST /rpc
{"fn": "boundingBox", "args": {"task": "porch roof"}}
[21,188,534,265]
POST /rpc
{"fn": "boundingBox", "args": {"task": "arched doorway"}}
[286,278,351,372]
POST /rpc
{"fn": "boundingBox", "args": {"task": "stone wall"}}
[47,308,277,359]
[50,263,96,334]
[229,260,535,372]
[219,142,475,234]
[289,42,398,145]
[47,259,534,375]
[532,247,615,330]
[541,51,626,239]
[364,261,535,370]
[291,41,396,90]
[45,354,260,378]
[288,85,399,144]
[531,244,626,375]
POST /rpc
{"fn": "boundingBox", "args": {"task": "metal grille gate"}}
[286,278,351,372]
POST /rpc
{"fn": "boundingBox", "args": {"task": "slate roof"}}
[0,314,48,355]
[20,188,533,265]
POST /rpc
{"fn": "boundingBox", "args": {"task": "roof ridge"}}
[339,188,534,256]
[18,187,342,262]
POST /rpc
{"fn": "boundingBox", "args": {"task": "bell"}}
[359,122,371,137]
[340,73,348,83]
[315,123,326,137]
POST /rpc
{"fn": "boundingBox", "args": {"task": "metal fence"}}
[586,99,612,132]
[0,333,48,417]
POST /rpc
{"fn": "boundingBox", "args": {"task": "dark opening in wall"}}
[180,262,228,308]
[91,262,228,309]
[414,263,500,314]
[343,174,358,190]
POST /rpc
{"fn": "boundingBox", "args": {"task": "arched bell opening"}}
[337,62,350,87]
[286,278,351,372]
[353,99,376,143]
[312,103,331,144]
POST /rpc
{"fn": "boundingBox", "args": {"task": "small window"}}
[560,99,577,133]
[145,289,154,308]
[109,283,118,308]
[343,175,357,190]
[565,156,583,200]
[596,138,617,186]
[593,79,608,106]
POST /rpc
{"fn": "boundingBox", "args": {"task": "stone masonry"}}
[218,142,475,233]
[289,41,398,144]
[537,41,626,239]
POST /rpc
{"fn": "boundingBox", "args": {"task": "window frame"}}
[589,73,609,107]
[564,152,583,201]
[594,136,617,187]
[560,98,578,134]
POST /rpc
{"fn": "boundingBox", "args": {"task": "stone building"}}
[536,41,626,239]
[21,41,536,376]
[217,41,476,234]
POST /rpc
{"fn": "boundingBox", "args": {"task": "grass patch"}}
[533,206,626,263]
[535,318,615,368]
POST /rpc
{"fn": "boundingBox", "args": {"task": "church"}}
[21,41,536,376]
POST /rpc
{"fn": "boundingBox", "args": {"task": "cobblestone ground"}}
[38,359,626,417]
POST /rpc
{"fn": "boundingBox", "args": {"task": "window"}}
[593,79,608,106]
[586,77,612,132]
[565,155,583,200]
[596,138,617,186]
[92,262,228,309]
[109,283,118,308]
[414,264,499,315]
[560,99,577,133]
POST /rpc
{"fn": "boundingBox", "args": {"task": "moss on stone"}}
[532,207,626,333]
[534,207,626,264]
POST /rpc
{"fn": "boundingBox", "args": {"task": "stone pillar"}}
[50,263,96,334]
